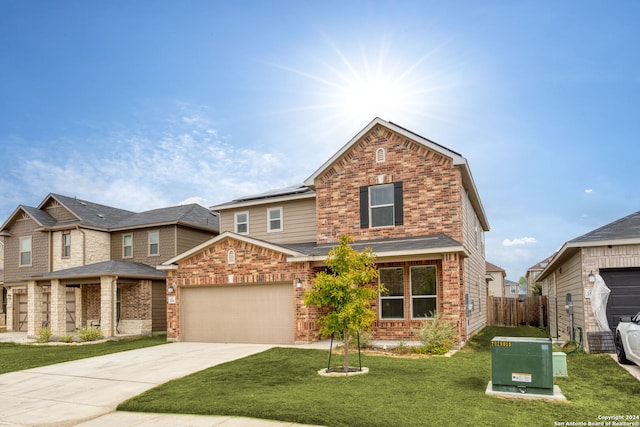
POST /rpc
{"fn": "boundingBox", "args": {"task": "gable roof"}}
[486,261,506,274]
[1,193,219,234]
[303,117,489,231]
[537,209,640,281]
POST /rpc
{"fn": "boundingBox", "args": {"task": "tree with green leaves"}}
[304,235,380,372]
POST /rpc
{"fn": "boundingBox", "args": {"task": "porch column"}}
[100,275,117,338]
[27,280,43,337]
[6,288,14,331]
[50,279,67,337]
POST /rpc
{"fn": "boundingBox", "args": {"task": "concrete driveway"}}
[0,342,276,426]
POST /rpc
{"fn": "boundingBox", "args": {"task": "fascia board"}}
[288,246,468,263]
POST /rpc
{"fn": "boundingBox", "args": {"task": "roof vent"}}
[97,214,104,218]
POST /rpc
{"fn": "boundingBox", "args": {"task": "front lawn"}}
[118,327,639,426]
[0,334,167,374]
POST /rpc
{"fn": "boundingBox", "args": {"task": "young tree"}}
[304,235,379,372]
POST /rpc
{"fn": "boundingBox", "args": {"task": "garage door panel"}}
[601,268,640,329]
[181,283,294,344]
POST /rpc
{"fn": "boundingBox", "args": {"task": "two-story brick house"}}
[160,118,490,345]
[0,193,218,338]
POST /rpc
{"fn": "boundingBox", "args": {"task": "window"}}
[360,182,403,228]
[376,148,385,163]
[267,207,283,232]
[123,234,133,258]
[379,267,404,319]
[235,212,249,234]
[148,231,159,256]
[62,232,71,258]
[19,236,32,266]
[410,266,437,318]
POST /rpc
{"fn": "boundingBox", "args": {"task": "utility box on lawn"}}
[491,337,554,396]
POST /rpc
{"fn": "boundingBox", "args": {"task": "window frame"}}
[267,206,283,233]
[62,232,71,258]
[360,182,403,229]
[148,230,159,256]
[235,211,249,234]
[379,267,405,320]
[19,236,32,267]
[369,184,395,228]
[122,234,133,258]
[410,265,438,319]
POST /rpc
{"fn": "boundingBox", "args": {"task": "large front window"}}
[19,236,32,266]
[379,267,404,319]
[411,266,437,318]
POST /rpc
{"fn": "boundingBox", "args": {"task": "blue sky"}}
[1,1,639,280]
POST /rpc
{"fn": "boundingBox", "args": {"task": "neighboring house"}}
[526,254,554,296]
[537,210,640,353]
[160,118,490,345]
[0,238,5,326]
[0,194,218,338]
[504,279,519,298]
[486,261,506,297]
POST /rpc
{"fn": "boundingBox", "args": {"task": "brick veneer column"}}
[27,280,43,337]
[49,279,67,336]
[441,253,465,342]
[100,276,116,337]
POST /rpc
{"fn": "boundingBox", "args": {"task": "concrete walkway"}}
[0,340,326,427]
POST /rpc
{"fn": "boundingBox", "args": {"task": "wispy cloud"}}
[502,237,537,247]
[8,104,291,213]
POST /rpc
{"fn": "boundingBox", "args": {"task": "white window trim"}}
[62,232,71,259]
[19,236,32,267]
[376,147,386,163]
[227,249,236,264]
[379,267,404,320]
[148,230,160,256]
[235,211,249,234]
[410,265,437,320]
[267,206,283,233]
[123,234,133,258]
[369,184,395,228]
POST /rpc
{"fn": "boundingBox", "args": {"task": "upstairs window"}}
[379,267,404,319]
[62,232,71,258]
[148,231,159,256]
[123,234,133,258]
[410,265,437,319]
[19,236,32,266]
[360,182,403,228]
[267,207,283,232]
[235,212,249,234]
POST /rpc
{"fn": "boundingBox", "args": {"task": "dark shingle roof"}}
[211,185,314,210]
[29,260,165,280]
[20,205,58,227]
[113,204,219,231]
[50,194,135,229]
[570,210,640,243]
[282,234,463,257]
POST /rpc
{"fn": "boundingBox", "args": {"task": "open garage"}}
[180,282,295,344]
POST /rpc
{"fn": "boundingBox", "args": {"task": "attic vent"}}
[79,201,88,206]
[376,148,385,163]
[227,249,236,264]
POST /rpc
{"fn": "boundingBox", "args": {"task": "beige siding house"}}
[486,261,506,297]
[0,194,218,338]
[537,211,640,352]
[161,118,490,345]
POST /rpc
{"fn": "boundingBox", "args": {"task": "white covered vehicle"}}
[615,311,640,366]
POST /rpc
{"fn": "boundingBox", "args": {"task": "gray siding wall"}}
[176,225,217,255]
[4,217,50,286]
[461,189,487,338]
[218,198,316,244]
[110,226,177,266]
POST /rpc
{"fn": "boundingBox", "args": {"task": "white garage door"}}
[181,282,295,344]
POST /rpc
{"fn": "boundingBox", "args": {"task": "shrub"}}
[60,334,74,343]
[416,313,457,355]
[78,326,104,342]
[37,326,52,343]
[348,330,373,349]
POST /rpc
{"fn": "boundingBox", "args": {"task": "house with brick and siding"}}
[0,194,218,338]
[160,117,490,345]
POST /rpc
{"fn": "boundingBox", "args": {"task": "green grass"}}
[118,327,639,427]
[0,334,167,374]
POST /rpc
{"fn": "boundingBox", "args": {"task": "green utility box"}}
[491,337,554,395]
[553,352,568,377]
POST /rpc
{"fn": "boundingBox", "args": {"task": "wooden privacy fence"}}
[487,296,547,327]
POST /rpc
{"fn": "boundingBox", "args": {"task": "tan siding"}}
[152,281,167,332]
[554,252,583,343]
[218,198,316,244]
[111,226,177,266]
[461,190,487,337]
[4,217,50,285]
[43,203,76,222]
[175,225,217,255]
